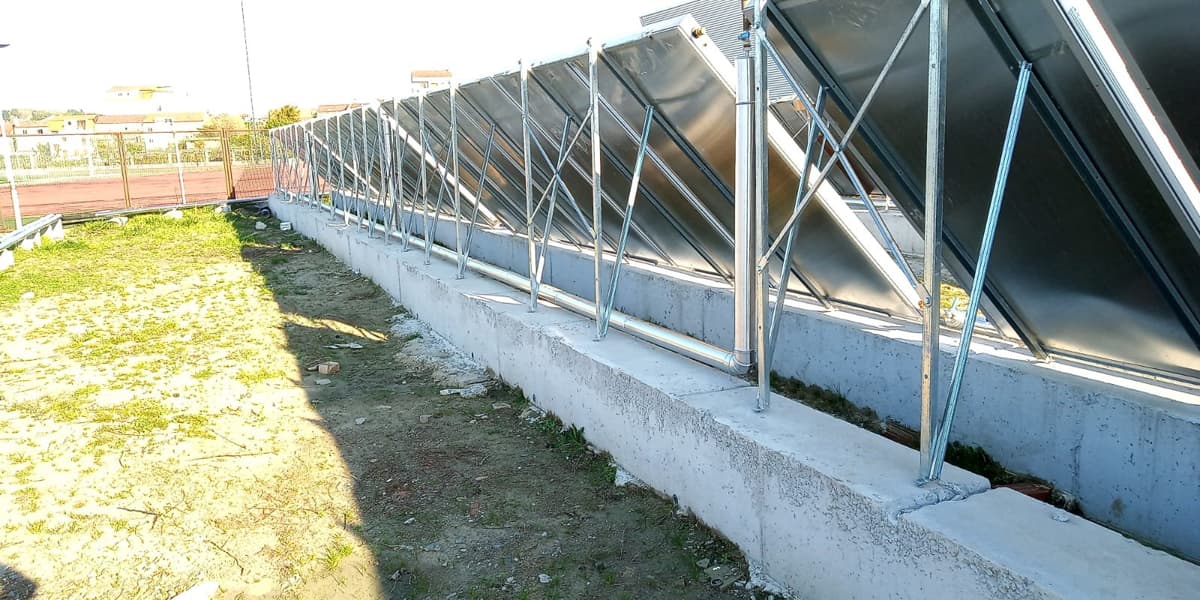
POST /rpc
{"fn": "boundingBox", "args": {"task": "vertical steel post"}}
[927,62,1032,480]
[172,125,186,205]
[0,114,21,228]
[270,129,281,194]
[221,129,234,200]
[323,119,333,213]
[117,132,132,209]
[521,60,538,311]
[753,1,771,412]
[419,94,433,265]
[588,40,603,340]
[450,83,464,278]
[308,123,320,207]
[920,0,949,478]
[734,42,756,371]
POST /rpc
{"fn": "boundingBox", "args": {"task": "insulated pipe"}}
[318,204,748,374]
[733,52,756,370]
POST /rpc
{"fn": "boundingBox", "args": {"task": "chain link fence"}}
[0,129,273,231]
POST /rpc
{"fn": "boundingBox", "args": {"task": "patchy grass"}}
[771,373,882,434]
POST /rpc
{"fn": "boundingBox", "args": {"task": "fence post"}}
[116,132,132,209]
[221,129,235,199]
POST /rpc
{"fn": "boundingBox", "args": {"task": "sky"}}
[0,0,685,116]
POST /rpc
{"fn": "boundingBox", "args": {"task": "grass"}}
[0,210,251,308]
[771,373,882,434]
[14,487,40,513]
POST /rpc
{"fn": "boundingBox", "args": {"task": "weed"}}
[26,520,47,534]
[15,487,40,513]
[323,538,354,571]
[15,464,35,484]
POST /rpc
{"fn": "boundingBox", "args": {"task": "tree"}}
[199,113,248,136]
[265,105,303,129]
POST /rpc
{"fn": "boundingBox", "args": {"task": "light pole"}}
[0,42,22,230]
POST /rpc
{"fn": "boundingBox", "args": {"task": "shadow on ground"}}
[235,208,751,599]
[0,564,36,600]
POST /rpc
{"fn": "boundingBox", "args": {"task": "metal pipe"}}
[920,0,949,479]
[734,52,756,370]
[753,1,771,412]
[450,83,464,277]
[327,203,747,374]
[1,110,24,228]
[588,40,604,340]
[927,62,1032,480]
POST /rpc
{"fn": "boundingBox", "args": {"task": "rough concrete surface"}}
[272,196,1200,598]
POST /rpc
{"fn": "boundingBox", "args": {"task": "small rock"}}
[354,417,367,425]
[169,581,219,600]
[422,543,440,552]
[389,570,402,581]
[491,402,511,411]
[164,209,183,219]
[506,576,516,585]
[403,517,416,525]
[696,559,710,569]
[254,221,267,230]
[214,204,230,214]
[1051,513,1070,523]
[474,476,488,482]
[538,574,551,584]
[314,378,332,386]
[419,415,432,424]
[108,216,129,226]
[375,405,392,410]
[19,291,34,301]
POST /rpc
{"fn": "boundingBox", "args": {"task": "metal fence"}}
[0,129,274,231]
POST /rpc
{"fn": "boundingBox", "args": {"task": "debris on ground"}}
[107,216,129,226]
[164,209,184,220]
[439,382,488,398]
[419,414,432,424]
[538,574,552,584]
[317,361,340,374]
[254,221,267,230]
[491,402,511,411]
[279,221,293,231]
[354,417,367,426]
[324,342,364,350]
[314,378,332,386]
[390,314,488,386]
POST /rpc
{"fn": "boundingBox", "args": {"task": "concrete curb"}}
[272,196,1200,599]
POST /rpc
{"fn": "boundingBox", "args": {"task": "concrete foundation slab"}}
[271,196,1200,597]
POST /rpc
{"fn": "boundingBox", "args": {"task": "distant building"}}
[316,103,366,118]
[101,85,177,115]
[94,112,206,148]
[640,0,788,100]
[12,114,97,156]
[411,69,452,95]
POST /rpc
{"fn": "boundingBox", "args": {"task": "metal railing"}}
[0,129,272,230]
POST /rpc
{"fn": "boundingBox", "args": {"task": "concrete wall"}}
[272,196,1200,598]
[349,204,1200,562]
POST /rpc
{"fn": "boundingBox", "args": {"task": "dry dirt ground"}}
[0,209,761,600]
